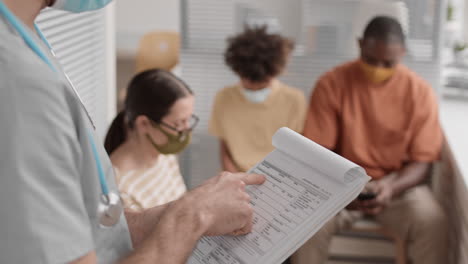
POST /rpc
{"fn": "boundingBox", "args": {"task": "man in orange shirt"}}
[292,16,448,264]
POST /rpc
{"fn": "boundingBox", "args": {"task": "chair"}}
[117,31,180,110]
[329,218,406,264]
[135,31,180,73]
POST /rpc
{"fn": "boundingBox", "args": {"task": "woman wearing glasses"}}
[105,69,198,210]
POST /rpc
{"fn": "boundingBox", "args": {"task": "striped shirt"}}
[115,154,187,211]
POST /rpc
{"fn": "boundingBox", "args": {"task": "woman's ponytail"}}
[104,111,127,155]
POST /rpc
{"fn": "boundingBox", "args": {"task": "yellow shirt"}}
[209,80,306,171]
[115,154,187,211]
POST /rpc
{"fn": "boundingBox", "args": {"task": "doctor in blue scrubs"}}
[0,0,265,263]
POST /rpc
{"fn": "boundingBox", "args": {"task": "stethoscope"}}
[0,2,122,228]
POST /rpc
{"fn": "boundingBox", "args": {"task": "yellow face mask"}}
[359,60,395,84]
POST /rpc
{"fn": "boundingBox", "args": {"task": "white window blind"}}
[36,6,116,138]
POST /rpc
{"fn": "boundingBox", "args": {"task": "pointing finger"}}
[240,173,266,185]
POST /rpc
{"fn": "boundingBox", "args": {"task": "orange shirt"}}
[303,60,442,179]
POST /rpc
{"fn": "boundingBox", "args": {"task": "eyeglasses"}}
[158,114,199,134]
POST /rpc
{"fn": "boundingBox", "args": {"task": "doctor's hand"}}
[187,172,266,236]
[122,172,265,264]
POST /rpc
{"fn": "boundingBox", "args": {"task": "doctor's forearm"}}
[124,204,170,249]
[119,196,207,264]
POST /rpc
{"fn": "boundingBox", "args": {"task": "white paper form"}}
[187,128,370,264]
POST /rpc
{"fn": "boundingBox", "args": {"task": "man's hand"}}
[187,172,266,236]
[358,179,394,215]
[352,162,431,217]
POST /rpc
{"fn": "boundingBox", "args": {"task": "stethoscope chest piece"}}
[98,192,123,228]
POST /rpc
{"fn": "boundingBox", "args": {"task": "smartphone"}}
[357,192,376,201]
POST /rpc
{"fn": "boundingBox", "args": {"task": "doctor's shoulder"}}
[0,38,65,93]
